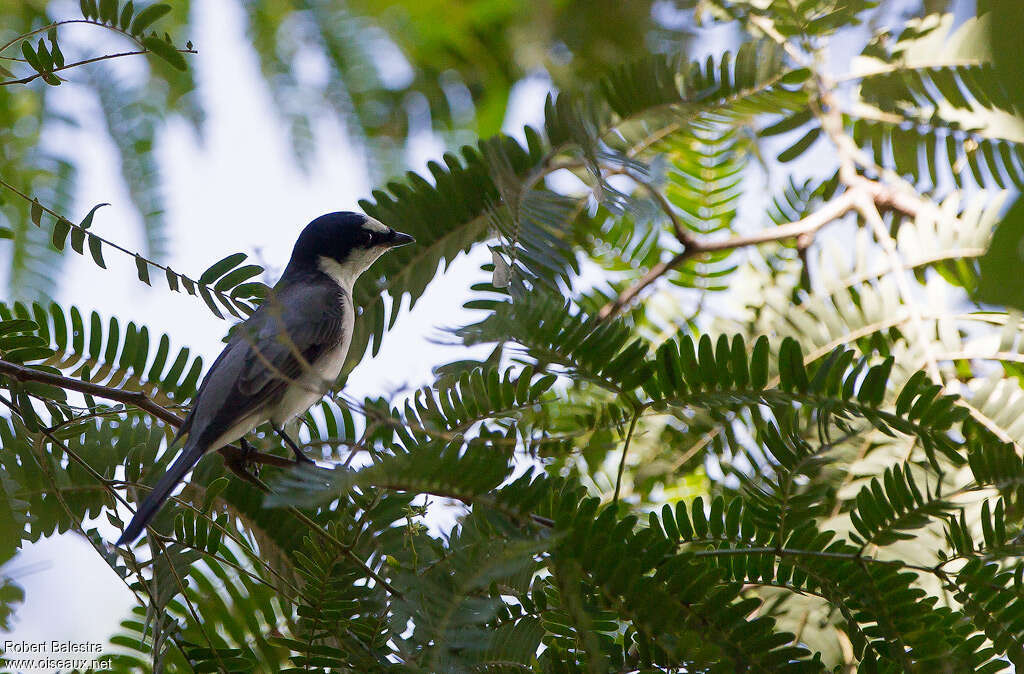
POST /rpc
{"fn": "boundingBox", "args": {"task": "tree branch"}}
[598,189,861,319]
[815,91,943,384]
[853,193,943,384]
[0,359,407,596]
[599,87,961,321]
[626,172,696,247]
[599,250,691,320]
[0,358,293,470]
[745,14,809,65]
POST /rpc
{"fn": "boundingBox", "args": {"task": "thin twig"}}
[245,468,402,596]
[0,19,145,54]
[613,410,641,504]
[0,177,249,319]
[600,250,691,320]
[832,58,985,84]
[853,193,942,384]
[599,189,860,319]
[1,48,197,86]
[694,192,859,253]
[690,546,937,576]
[815,92,943,384]
[626,172,696,247]
[0,357,293,470]
[746,14,808,65]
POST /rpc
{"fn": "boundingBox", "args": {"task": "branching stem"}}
[599,187,862,318]
[0,48,197,86]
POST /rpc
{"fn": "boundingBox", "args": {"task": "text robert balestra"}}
[2,640,103,654]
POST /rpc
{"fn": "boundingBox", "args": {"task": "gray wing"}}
[177,279,347,448]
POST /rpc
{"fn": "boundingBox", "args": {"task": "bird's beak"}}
[388,231,415,248]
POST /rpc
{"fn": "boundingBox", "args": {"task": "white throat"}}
[317,251,384,296]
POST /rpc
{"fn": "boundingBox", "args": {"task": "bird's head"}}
[283,211,414,290]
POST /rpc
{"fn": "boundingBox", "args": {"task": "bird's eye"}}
[361,231,374,246]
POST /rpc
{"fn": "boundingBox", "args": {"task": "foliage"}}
[5,1,1024,672]
[0,1,197,304]
[0,0,685,302]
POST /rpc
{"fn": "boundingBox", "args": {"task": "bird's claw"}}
[239,438,261,478]
[292,450,316,466]
[272,422,317,467]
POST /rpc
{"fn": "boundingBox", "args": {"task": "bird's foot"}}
[272,422,318,467]
[291,448,316,466]
[239,438,261,478]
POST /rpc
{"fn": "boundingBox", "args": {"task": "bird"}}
[116,211,414,545]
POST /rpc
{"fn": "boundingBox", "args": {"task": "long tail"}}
[116,440,207,546]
